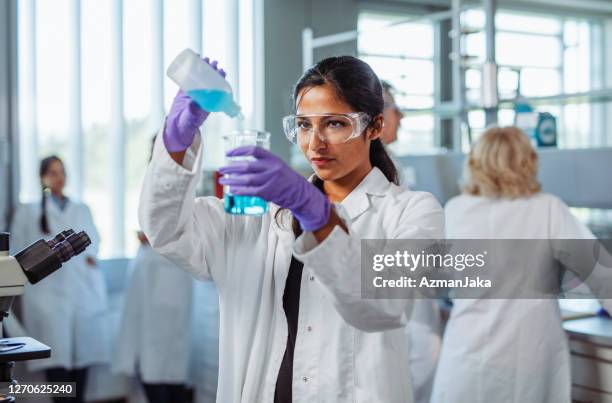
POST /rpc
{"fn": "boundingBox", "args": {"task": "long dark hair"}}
[39,155,64,234]
[278,56,399,236]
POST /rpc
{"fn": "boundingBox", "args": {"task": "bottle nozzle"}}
[225,102,243,119]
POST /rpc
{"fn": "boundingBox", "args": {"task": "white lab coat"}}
[396,167,442,403]
[112,243,194,383]
[431,192,612,403]
[191,280,220,403]
[405,301,441,403]
[10,199,109,372]
[138,133,444,403]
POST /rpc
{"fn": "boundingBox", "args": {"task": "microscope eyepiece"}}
[50,232,90,264]
[14,230,92,284]
[65,232,90,255]
[46,230,75,249]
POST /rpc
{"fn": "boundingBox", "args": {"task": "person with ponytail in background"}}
[10,155,108,403]
[139,55,443,402]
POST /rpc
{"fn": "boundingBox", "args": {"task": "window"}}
[464,9,563,141]
[123,0,158,256]
[463,9,606,147]
[358,12,436,154]
[82,0,114,255]
[17,0,263,257]
[358,8,608,151]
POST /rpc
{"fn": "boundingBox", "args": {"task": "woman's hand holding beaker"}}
[219,146,331,232]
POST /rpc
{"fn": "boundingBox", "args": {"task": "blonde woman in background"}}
[431,127,612,403]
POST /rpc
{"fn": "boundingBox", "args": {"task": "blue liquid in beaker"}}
[224,194,268,215]
[187,89,240,116]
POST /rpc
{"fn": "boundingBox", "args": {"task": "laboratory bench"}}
[564,314,612,403]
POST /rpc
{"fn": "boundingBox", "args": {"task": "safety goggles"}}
[282,112,372,145]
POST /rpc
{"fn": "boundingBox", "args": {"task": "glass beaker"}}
[223,130,271,215]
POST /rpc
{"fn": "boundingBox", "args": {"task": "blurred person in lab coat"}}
[379,81,405,181]
[139,56,444,402]
[10,155,108,403]
[431,126,612,403]
[113,230,194,403]
[113,137,195,403]
[381,80,442,403]
[380,80,404,145]
[190,279,220,403]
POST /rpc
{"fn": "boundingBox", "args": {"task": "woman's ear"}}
[367,115,384,140]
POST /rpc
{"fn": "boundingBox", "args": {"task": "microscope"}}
[0,230,91,402]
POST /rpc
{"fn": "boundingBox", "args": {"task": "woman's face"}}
[297,84,382,182]
[41,160,66,194]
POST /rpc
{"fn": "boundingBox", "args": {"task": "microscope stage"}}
[0,337,51,363]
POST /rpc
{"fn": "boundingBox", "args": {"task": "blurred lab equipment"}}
[514,98,557,147]
[0,230,91,402]
[222,130,271,215]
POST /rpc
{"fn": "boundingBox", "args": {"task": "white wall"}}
[263,0,358,162]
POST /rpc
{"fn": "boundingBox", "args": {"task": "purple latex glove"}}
[163,58,226,152]
[218,146,331,231]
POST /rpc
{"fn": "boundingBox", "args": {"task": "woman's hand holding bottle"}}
[163,58,226,153]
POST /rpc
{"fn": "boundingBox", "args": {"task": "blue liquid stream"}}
[187,89,240,117]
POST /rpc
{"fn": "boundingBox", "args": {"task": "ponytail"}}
[369,138,399,185]
[39,155,63,235]
[40,187,50,234]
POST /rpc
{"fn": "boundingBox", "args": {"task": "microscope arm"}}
[0,255,28,298]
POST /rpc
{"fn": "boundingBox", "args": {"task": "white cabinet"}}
[564,317,612,402]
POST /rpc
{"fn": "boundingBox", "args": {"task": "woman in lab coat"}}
[113,230,194,403]
[113,137,195,403]
[10,155,108,403]
[190,278,220,403]
[431,127,612,403]
[139,56,444,402]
